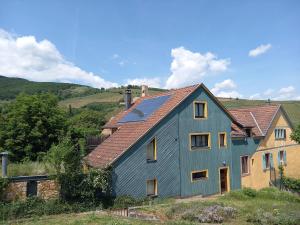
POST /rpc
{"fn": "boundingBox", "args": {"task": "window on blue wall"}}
[147,138,156,161]
[146,179,157,196]
[219,132,227,148]
[194,102,207,119]
[275,128,286,140]
[191,170,208,182]
[191,134,210,149]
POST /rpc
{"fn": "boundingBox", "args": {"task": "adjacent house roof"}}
[228,104,282,137]
[85,83,239,168]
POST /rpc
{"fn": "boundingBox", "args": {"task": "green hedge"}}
[0,197,102,221]
[282,177,300,193]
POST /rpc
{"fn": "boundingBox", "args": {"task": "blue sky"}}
[0,0,299,99]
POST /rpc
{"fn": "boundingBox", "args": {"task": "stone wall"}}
[37,180,59,199]
[3,179,59,202]
[3,181,27,201]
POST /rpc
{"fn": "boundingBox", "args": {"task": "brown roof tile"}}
[229,104,280,137]
[85,84,201,168]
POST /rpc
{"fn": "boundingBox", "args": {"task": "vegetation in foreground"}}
[1,187,300,225]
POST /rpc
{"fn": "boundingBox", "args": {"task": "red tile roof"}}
[229,104,281,137]
[85,84,281,168]
[85,84,201,168]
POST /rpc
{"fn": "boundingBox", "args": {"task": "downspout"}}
[1,151,8,178]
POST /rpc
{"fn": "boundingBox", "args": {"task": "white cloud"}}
[211,79,242,98]
[125,77,161,88]
[165,47,230,89]
[112,54,119,59]
[217,91,242,98]
[211,79,236,93]
[249,93,262,100]
[274,86,296,100]
[263,88,274,96]
[119,61,126,66]
[249,44,272,57]
[279,86,295,94]
[0,29,118,88]
[249,86,300,100]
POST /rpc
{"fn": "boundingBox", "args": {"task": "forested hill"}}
[0,75,102,100]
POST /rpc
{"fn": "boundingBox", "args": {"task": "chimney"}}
[1,151,8,177]
[124,88,132,110]
[141,85,149,97]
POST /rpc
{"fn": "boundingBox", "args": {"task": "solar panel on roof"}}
[118,95,171,123]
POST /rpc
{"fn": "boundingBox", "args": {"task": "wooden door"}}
[220,168,228,194]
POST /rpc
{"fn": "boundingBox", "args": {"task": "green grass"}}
[59,88,165,108]
[0,162,55,177]
[4,188,300,225]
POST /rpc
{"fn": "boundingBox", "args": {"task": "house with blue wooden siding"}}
[85,83,299,198]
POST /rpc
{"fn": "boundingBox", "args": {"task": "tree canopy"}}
[291,124,300,144]
[0,93,66,161]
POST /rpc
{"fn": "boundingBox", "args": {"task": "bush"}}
[282,177,300,193]
[58,168,112,204]
[113,195,138,208]
[0,197,101,221]
[242,188,257,198]
[246,208,299,225]
[257,187,300,203]
[112,195,151,209]
[0,177,9,201]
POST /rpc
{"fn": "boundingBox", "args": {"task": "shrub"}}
[257,187,300,203]
[112,195,150,209]
[282,177,300,193]
[242,187,257,198]
[246,208,299,225]
[0,197,102,221]
[113,195,137,208]
[0,177,9,201]
[58,168,112,204]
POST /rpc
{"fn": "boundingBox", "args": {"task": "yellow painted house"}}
[229,105,300,190]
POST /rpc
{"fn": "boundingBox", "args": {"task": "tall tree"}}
[0,93,67,161]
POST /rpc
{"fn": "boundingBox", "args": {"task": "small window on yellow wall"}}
[147,138,156,161]
[146,179,157,196]
[194,102,207,119]
[219,132,227,148]
[241,156,249,175]
[191,170,208,182]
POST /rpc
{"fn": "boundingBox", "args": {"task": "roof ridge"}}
[250,111,263,136]
[169,83,201,91]
[264,104,281,135]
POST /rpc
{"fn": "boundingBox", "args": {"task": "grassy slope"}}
[0,75,101,101]
[59,88,166,108]
[5,188,300,225]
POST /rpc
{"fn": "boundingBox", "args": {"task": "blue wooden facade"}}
[111,86,260,198]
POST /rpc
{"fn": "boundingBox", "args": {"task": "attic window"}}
[194,101,207,119]
[275,128,286,140]
[245,128,252,137]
